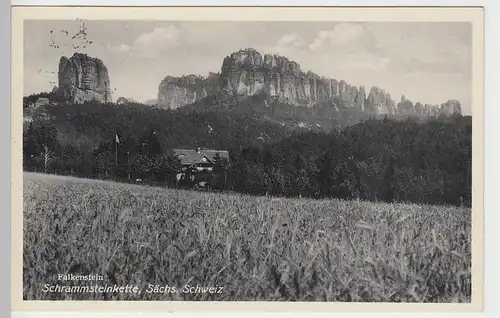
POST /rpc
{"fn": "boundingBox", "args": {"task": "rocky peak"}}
[424,104,440,116]
[160,74,211,87]
[157,73,219,110]
[366,87,395,115]
[397,96,415,115]
[116,97,137,104]
[263,54,301,74]
[221,48,303,76]
[220,48,347,106]
[222,48,264,70]
[57,52,112,103]
[440,99,462,115]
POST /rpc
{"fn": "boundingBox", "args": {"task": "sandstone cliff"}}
[57,53,112,104]
[218,48,369,109]
[366,87,395,115]
[440,99,462,116]
[157,73,219,109]
[156,48,462,117]
[116,97,137,104]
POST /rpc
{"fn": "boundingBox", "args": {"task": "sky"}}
[24,20,472,114]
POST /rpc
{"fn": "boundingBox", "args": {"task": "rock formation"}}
[397,96,415,115]
[440,99,462,116]
[157,73,219,109]
[116,97,137,104]
[424,104,441,116]
[156,47,463,117]
[57,53,112,104]
[218,48,369,108]
[366,87,396,115]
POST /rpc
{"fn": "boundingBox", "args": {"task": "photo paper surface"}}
[11,6,484,312]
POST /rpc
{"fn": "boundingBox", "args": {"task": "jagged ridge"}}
[158,48,462,117]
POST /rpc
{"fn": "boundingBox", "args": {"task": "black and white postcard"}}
[11,6,484,313]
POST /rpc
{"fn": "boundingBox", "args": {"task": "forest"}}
[23,100,472,207]
[228,115,472,207]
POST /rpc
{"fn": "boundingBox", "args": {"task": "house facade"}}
[173,148,230,172]
[34,97,50,108]
[172,148,230,189]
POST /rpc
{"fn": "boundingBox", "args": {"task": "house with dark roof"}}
[173,148,230,189]
[35,97,50,108]
[173,148,230,172]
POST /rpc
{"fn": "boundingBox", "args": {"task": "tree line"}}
[227,115,472,207]
[23,111,471,207]
[23,120,230,189]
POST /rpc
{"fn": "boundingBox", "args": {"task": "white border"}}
[7,0,494,6]
[7,1,499,318]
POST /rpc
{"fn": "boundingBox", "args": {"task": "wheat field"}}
[22,172,471,302]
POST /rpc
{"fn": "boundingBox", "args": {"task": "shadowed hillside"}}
[23,100,471,207]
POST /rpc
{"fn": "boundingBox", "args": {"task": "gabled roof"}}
[173,148,230,166]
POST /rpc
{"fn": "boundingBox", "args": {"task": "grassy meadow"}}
[23,172,471,302]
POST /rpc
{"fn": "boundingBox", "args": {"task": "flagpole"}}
[127,151,130,180]
[115,133,118,168]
